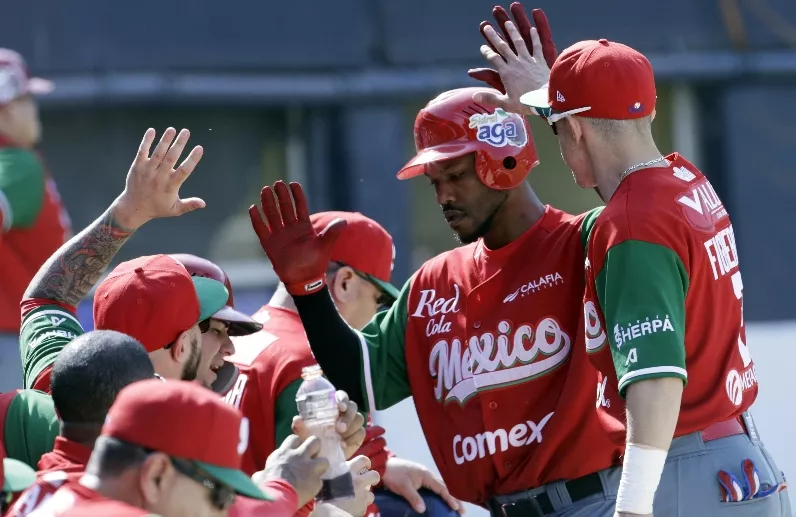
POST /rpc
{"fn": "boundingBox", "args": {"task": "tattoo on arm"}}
[25,207,135,306]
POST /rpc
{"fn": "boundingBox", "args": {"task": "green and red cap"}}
[94,255,229,352]
[102,379,271,500]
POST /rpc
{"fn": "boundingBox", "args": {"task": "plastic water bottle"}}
[296,365,355,502]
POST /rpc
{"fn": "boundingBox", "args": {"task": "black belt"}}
[489,472,604,517]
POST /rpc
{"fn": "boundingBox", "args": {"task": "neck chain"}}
[619,156,666,182]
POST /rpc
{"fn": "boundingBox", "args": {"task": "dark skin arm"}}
[24,127,207,305]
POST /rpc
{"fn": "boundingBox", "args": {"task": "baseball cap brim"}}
[192,277,230,323]
[368,275,400,301]
[3,458,36,492]
[519,87,553,118]
[396,141,482,180]
[197,462,272,500]
[213,306,263,336]
[28,77,54,95]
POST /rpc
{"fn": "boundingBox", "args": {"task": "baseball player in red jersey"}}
[0,49,71,391]
[507,34,791,517]
[223,210,461,517]
[28,380,272,517]
[247,82,627,516]
[7,330,157,517]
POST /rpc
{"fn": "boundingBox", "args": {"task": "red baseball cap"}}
[520,39,656,123]
[101,379,270,500]
[0,49,53,106]
[311,211,399,300]
[1,457,35,494]
[94,255,229,353]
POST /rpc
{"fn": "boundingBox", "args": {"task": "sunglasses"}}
[170,457,236,511]
[334,262,395,308]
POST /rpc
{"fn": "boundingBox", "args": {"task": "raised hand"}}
[114,127,206,229]
[471,17,552,116]
[249,181,346,296]
[468,4,557,94]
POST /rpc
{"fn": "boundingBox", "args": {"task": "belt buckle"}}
[500,498,546,517]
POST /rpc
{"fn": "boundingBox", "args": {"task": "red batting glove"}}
[468,3,558,93]
[248,181,346,296]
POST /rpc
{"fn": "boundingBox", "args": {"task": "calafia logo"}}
[469,109,528,148]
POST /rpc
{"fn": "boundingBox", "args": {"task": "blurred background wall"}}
[4,1,795,513]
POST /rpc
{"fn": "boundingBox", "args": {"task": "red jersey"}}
[8,437,92,517]
[26,482,156,517]
[356,206,622,504]
[583,154,756,443]
[0,137,70,332]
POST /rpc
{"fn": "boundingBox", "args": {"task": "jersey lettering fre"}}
[584,154,756,443]
[361,207,621,504]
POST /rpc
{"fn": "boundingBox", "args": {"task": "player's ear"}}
[140,452,173,505]
[172,328,193,362]
[330,267,356,303]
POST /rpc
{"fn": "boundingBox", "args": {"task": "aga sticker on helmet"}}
[469,109,528,148]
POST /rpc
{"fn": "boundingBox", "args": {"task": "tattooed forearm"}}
[24,207,135,306]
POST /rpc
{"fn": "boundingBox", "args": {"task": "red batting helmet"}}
[169,254,262,337]
[397,87,539,190]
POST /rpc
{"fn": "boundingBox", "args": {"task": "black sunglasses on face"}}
[170,457,236,511]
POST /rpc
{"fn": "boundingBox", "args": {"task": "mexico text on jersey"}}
[355,207,621,504]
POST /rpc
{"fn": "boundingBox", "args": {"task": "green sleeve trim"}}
[579,206,604,253]
[20,304,84,389]
[0,148,45,230]
[3,390,59,468]
[274,379,302,446]
[595,240,689,398]
[356,276,412,412]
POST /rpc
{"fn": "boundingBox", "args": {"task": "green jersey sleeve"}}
[580,206,604,252]
[274,379,302,446]
[20,303,84,390]
[3,389,59,468]
[356,276,411,413]
[595,240,689,397]
[0,148,45,231]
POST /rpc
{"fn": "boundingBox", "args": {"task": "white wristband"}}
[615,443,668,514]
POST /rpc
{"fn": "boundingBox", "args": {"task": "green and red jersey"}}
[0,137,71,332]
[352,206,621,504]
[0,389,58,470]
[19,299,84,392]
[584,153,755,443]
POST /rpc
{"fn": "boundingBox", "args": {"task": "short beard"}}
[181,334,202,381]
[454,192,508,244]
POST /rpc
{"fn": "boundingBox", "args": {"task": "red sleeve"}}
[228,479,300,517]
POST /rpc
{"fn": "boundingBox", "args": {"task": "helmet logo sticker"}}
[469,109,528,148]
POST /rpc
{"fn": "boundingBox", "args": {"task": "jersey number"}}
[731,271,752,368]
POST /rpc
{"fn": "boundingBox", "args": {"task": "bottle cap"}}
[301,364,324,380]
